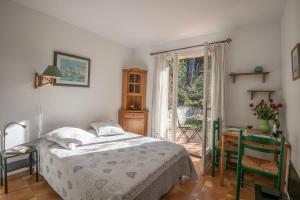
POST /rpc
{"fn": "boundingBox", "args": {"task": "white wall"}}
[281,0,300,174]
[133,21,282,134]
[0,0,133,148]
[226,21,282,127]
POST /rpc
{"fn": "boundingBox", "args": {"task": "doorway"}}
[164,49,212,161]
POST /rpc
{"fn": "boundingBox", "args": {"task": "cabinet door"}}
[128,73,142,94]
[122,118,144,135]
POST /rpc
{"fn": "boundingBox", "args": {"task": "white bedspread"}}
[36,132,197,200]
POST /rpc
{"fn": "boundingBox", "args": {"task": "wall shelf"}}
[229,72,270,83]
[247,90,276,100]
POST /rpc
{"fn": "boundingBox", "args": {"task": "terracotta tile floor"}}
[175,129,203,157]
[0,157,274,200]
[177,142,202,157]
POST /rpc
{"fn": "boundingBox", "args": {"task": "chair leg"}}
[216,150,220,167]
[0,157,3,186]
[189,129,202,142]
[183,129,191,143]
[241,170,245,188]
[224,152,228,170]
[0,169,2,186]
[226,153,230,168]
[236,152,242,200]
[236,166,241,200]
[176,131,184,141]
[212,151,215,177]
[212,150,220,177]
[176,128,190,143]
[276,176,282,191]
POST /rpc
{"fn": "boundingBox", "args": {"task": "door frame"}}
[201,42,214,174]
[169,46,212,173]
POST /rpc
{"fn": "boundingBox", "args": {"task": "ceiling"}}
[12,0,286,48]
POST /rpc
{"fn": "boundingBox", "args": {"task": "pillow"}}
[45,127,96,149]
[86,128,97,136]
[90,122,125,136]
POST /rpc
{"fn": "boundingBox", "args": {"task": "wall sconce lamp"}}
[34,65,62,88]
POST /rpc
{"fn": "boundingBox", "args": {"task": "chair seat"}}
[217,141,238,152]
[242,155,278,175]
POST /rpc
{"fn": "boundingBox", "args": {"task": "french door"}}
[164,44,213,174]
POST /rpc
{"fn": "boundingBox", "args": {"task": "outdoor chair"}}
[176,108,202,143]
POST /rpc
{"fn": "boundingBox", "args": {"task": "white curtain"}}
[211,43,226,129]
[150,54,170,139]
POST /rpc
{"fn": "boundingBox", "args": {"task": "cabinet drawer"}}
[122,112,144,119]
[122,118,145,135]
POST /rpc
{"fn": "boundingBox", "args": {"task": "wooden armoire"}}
[119,68,148,136]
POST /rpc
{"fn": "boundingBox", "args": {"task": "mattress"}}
[36,132,198,200]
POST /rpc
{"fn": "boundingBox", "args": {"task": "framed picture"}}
[54,51,91,87]
[291,43,300,80]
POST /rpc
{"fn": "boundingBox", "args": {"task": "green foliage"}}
[185,118,203,130]
[177,57,204,107]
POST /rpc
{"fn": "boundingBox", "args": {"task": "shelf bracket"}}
[232,75,236,83]
[262,74,266,83]
[250,91,255,100]
[248,90,275,100]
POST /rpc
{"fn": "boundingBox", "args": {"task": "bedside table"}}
[0,146,39,194]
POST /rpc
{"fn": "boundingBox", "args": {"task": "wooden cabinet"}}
[119,111,147,136]
[119,68,148,136]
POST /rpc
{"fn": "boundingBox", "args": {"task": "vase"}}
[255,66,263,73]
[260,120,271,134]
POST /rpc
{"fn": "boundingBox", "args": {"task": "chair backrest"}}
[239,130,285,155]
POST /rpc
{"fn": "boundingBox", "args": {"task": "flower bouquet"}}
[249,99,282,133]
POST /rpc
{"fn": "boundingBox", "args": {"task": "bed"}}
[36,131,198,200]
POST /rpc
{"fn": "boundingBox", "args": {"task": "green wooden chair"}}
[235,130,285,200]
[211,119,238,176]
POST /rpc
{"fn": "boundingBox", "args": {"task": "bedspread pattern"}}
[37,133,197,200]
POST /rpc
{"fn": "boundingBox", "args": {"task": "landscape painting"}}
[54,51,90,87]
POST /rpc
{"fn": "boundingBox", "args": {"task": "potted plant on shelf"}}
[249,99,283,134]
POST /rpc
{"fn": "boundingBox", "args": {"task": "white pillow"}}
[86,128,97,136]
[90,122,125,136]
[45,127,96,149]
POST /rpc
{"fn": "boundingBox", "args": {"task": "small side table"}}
[0,146,39,194]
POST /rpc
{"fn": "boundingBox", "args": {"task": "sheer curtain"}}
[150,54,170,139]
[211,43,226,130]
[150,43,226,142]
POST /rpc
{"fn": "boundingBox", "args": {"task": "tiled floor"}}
[177,141,202,157]
[0,157,274,200]
[163,157,274,200]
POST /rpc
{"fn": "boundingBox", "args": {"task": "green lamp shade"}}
[42,65,63,78]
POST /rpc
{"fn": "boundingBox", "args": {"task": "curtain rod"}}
[150,38,232,56]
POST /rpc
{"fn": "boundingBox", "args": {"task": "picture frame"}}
[291,43,300,80]
[54,51,91,87]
